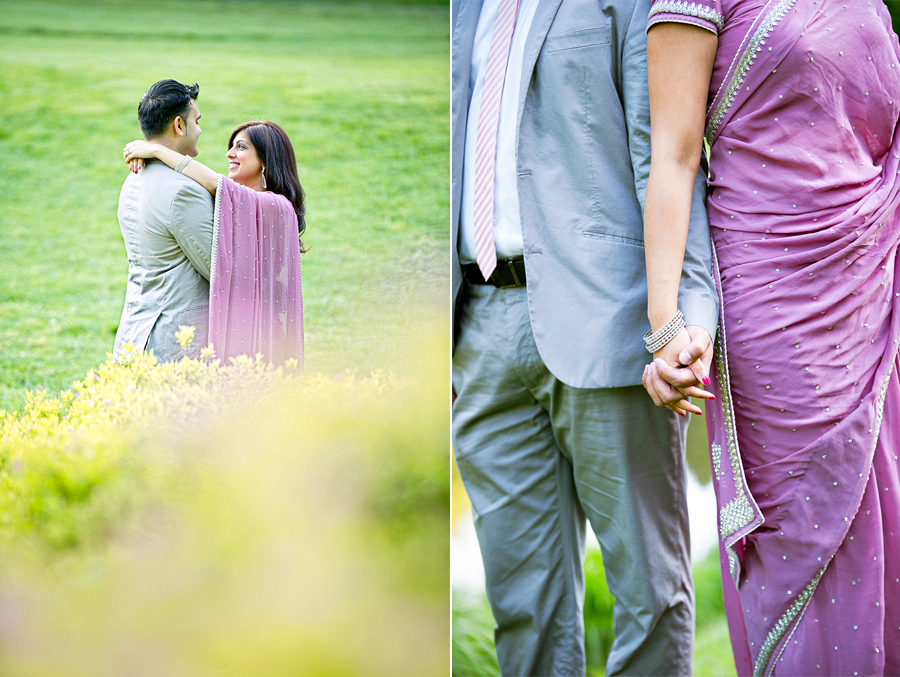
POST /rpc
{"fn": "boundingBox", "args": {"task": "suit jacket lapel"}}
[451,0,482,121]
[452,0,482,255]
[514,0,563,138]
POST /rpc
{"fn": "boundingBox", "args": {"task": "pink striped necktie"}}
[472,0,522,281]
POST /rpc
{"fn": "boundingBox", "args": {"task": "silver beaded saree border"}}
[753,563,828,677]
[704,0,798,146]
[711,442,722,481]
[210,174,225,287]
[708,242,762,590]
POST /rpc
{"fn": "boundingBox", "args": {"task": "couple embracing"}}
[452,0,900,675]
[113,79,305,367]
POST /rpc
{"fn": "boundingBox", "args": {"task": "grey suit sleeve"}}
[169,181,214,281]
[621,0,719,340]
[679,154,719,341]
[621,0,651,210]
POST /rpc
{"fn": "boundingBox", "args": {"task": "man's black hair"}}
[137,80,199,139]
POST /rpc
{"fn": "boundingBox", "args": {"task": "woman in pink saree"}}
[124,121,305,367]
[641,1,900,674]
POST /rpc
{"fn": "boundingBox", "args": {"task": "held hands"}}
[123,140,161,174]
[641,325,714,417]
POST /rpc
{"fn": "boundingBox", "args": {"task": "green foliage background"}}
[0,343,450,675]
[0,1,450,674]
[0,0,449,411]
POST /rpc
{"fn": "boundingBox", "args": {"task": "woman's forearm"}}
[152,146,218,195]
[645,162,698,330]
[645,24,717,331]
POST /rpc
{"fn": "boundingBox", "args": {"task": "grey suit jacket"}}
[113,160,214,362]
[451,0,719,388]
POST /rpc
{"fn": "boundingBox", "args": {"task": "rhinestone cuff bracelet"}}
[174,155,193,173]
[643,309,685,353]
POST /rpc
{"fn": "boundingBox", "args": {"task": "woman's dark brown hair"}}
[229,121,307,248]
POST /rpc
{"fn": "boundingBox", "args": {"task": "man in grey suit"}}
[451,0,718,674]
[114,79,213,363]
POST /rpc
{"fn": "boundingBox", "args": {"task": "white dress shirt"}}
[458,0,540,265]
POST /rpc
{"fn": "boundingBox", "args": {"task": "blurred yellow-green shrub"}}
[0,337,449,676]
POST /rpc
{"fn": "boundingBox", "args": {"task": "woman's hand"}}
[123,140,161,174]
[642,325,714,416]
[123,140,160,162]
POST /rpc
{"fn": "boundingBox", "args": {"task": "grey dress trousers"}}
[451,0,719,673]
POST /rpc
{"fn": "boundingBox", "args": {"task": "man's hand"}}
[641,325,714,416]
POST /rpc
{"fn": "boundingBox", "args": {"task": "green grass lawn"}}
[452,548,738,677]
[0,0,449,412]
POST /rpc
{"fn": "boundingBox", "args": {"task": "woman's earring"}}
[261,166,267,191]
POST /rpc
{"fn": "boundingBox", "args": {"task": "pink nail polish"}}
[702,376,711,385]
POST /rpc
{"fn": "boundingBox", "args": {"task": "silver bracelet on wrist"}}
[643,310,685,353]
[174,155,192,173]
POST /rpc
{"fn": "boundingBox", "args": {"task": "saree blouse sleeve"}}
[647,0,724,35]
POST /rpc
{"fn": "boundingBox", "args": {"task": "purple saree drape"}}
[649,1,900,674]
[209,176,303,366]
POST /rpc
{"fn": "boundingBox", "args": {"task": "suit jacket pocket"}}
[543,26,612,54]
[582,230,644,248]
[120,306,163,353]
